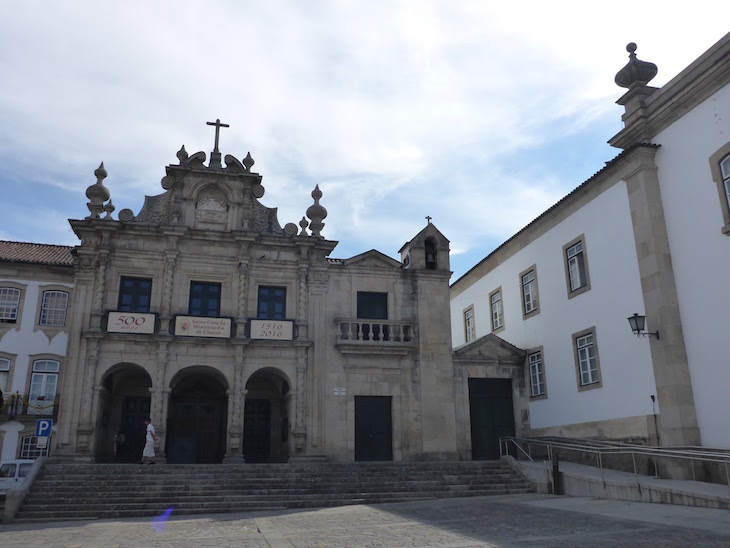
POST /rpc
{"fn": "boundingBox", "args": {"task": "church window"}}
[573,327,602,390]
[189,281,221,317]
[528,350,546,398]
[0,287,21,323]
[519,265,540,318]
[357,292,387,319]
[489,288,503,331]
[39,290,68,326]
[257,286,286,320]
[463,306,475,343]
[563,235,591,298]
[118,277,152,312]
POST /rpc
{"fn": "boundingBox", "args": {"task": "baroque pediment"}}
[343,250,402,269]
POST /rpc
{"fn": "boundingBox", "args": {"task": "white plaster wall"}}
[451,183,658,429]
[653,84,730,448]
[0,279,70,395]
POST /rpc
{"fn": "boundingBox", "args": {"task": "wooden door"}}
[243,399,271,463]
[120,397,150,463]
[354,396,393,461]
[468,378,515,460]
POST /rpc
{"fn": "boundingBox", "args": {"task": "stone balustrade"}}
[336,320,415,344]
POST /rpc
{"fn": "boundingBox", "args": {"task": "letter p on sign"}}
[36,419,53,437]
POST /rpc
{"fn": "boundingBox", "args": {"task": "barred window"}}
[40,291,68,326]
[21,436,49,458]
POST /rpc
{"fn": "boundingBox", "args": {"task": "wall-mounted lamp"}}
[627,313,659,339]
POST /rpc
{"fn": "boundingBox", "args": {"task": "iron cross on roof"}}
[206,118,230,153]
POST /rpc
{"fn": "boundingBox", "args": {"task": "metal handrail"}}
[500,436,730,494]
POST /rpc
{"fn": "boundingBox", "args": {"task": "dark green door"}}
[120,397,150,463]
[468,378,515,460]
[243,399,271,463]
[355,396,393,461]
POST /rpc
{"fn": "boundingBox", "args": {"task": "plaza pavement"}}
[1,493,729,547]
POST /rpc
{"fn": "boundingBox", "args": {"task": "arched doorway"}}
[243,369,290,463]
[97,364,153,463]
[166,367,228,464]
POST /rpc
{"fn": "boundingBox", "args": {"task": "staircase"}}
[13,460,533,522]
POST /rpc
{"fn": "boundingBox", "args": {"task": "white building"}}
[0,241,74,460]
[450,33,730,450]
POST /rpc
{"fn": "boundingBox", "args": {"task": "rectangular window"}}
[490,288,503,331]
[463,306,475,343]
[29,359,60,416]
[0,357,9,393]
[118,277,152,312]
[528,351,546,398]
[20,436,49,459]
[356,292,388,319]
[520,265,539,318]
[0,287,21,322]
[573,327,602,390]
[722,155,730,213]
[257,286,286,320]
[39,290,69,326]
[563,235,591,297]
[188,281,221,317]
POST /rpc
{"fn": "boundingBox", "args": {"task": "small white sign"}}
[250,319,294,341]
[107,312,156,334]
[36,436,49,448]
[175,316,232,338]
[333,387,346,396]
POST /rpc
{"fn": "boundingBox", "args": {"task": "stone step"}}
[15,488,534,522]
[14,461,534,522]
[22,485,533,507]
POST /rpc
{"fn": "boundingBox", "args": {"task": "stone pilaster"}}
[89,254,108,331]
[160,253,177,333]
[625,147,700,449]
[236,259,249,338]
[292,349,308,454]
[75,337,100,457]
[224,348,246,462]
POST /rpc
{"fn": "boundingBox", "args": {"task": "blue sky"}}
[1,1,728,280]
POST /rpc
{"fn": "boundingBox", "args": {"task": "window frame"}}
[527,347,547,400]
[256,285,287,320]
[519,265,540,319]
[709,143,730,235]
[356,291,388,320]
[25,355,63,416]
[117,276,153,313]
[0,283,26,336]
[0,352,15,394]
[20,436,49,458]
[463,305,476,344]
[188,281,222,317]
[572,326,603,391]
[489,287,504,333]
[562,234,591,298]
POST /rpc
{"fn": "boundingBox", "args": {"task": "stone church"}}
[56,125,462,463]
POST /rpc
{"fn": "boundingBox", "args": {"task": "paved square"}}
[1,494,729,547]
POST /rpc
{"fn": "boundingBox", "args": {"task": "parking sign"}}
[36,419,53,437]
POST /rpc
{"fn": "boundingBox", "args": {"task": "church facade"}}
[54,134,460,463]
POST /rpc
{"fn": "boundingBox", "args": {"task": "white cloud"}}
[0,1,727,276]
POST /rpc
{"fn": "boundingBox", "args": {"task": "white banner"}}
[175,316,232,338]
[249,319,294,340]
[107,312,156,334]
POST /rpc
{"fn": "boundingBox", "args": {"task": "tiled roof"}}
[0,240,75,266]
